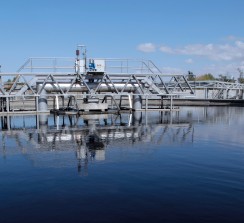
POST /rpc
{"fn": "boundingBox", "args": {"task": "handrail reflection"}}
[0,111,195,175]
[1,107,243,175]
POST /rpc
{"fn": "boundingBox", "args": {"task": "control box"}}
[94,59,105,72]
[76,59,105,73]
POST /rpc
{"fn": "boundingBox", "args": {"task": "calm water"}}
[0,107,244,223]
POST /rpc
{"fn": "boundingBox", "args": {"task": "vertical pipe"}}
[128,113,132,126]
[55,95,59,109]
[36,113,39,130]
[128,94,132,109]
[35,96,39,112]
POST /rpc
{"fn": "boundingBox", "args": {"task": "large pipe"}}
[42,83,139,93]
[40,83,144,111]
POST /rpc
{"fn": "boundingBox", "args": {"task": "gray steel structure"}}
[1,47,243,114]
[189,81,244,99]
[0,51,194,113]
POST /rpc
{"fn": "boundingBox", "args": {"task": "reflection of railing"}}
[2,106,242,174]
[0,113,193,171]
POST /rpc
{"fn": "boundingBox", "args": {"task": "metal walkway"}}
[189,81,244,99]
[1,46,244,113]
[0,47,194,113]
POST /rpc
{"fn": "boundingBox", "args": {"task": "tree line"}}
[186,69,244,83]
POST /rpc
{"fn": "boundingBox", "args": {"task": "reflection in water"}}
[0,110,195,175]
[1,107,244,223]
[1,106,243,175]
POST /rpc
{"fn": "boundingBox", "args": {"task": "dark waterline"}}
[0,107,244,223]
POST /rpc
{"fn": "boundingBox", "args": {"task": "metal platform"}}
[2,45,243,114]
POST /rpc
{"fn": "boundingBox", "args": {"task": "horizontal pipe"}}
[42,83,139,93]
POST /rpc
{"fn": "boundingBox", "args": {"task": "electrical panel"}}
[76,59,105,73]
[94,59,105,72]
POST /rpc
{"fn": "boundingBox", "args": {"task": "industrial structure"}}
[1,45,244,115]
[0,45,195,114]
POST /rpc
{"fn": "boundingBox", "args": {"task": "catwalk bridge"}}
[0,46,244,114]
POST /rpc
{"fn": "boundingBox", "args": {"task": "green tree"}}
[196,73,215,81]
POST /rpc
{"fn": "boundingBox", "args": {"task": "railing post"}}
[6,97,9,113]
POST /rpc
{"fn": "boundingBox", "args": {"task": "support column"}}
[132,90,142,111]
[6,97,9,113]
[236,89,240,99]
[204,88,208,99]
[37,84,48,112]
[128,94,132,110]
[55,95,59,110]
[0,97,6,112]
[241,90,244,99]
[225,89,229,99]
[36,84,48,127]
[221,89,228,99]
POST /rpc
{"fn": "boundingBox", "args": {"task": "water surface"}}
[0,107,244,223]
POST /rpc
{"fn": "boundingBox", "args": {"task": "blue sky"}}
[1,0,244,77]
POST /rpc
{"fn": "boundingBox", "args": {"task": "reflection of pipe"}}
[1,116,8,130]
[94,150,105,161]
[133,111,142,125]
[133,89,142,110]
[38,114,48,126]
[77,145,87,159]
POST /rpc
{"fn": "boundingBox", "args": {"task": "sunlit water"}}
[0,107,244,223]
